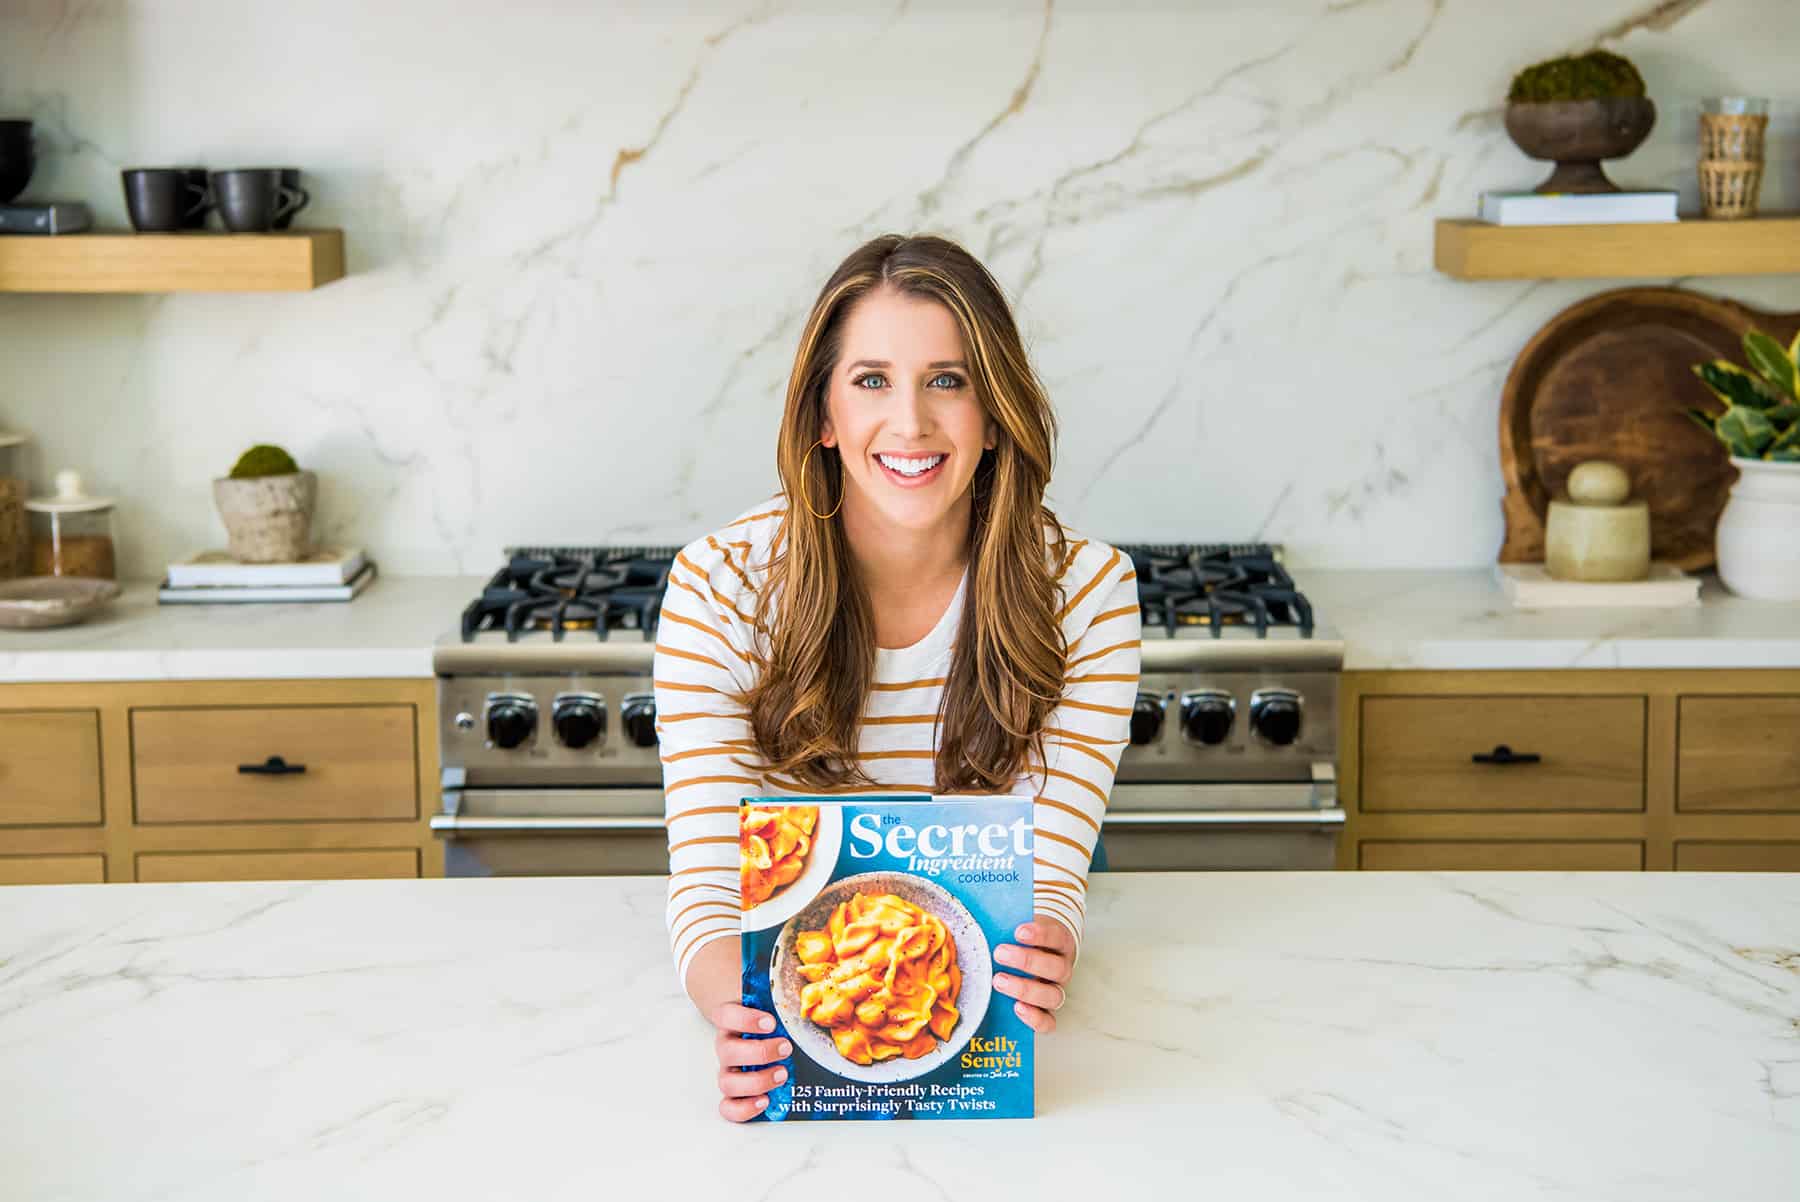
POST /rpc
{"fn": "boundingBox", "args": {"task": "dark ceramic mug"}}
[122,167,212,232]
[212,167,309,233]
[0,120,35,204]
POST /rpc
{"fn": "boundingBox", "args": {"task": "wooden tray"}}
[1499,287,1800,570]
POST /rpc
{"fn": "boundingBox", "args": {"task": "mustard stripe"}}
[1034,894,1084,930]
[672,910,739,949]
[1058,547,1119,620]
[655,678,731,695]
[1042,766,1109,805]
[657,710,747,724]
[1059,698,1131,717]
[727,507,783,528]
[870,677,947,692]
[669,879,738,904]
[1065,672,1136,683]
[1036,877,1088,896]
[668,834,738,854]
[863,713,939,725]
[706,535,756,594]
[673,923,738,971]
[1035,794,1101,833]
[1037,829,1091,856]
[1051,739,1119,769]
[670,863,737,879]
[660,610,743,659]
[661,744,748,763]
[858,749,937,761]
[1066,638,1139,670]
[1043,725,1128,746]
[666,777,760,798]
[1034,856,1085,885]
[670,897,739,932]
[1056,539,1089,579]
[658,644,727,672]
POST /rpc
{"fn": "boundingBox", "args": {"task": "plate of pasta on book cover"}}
[739,801,842,932]
[742,794,1034,1121]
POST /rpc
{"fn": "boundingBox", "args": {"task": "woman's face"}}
[819,286,996,535]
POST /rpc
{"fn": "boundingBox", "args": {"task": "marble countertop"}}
[0,872,1794,1200]
[1,570,1797,683]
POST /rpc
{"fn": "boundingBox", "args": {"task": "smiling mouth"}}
[874,452,947,484]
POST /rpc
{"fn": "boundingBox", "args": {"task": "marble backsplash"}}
[1,0,1795,576]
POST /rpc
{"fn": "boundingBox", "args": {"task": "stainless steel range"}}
[431,543,1344,876]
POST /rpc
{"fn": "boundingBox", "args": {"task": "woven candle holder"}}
[1699,158,1764,219]
[1699,111,1768,160]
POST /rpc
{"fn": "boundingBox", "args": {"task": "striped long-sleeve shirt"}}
[655,499,1142,986]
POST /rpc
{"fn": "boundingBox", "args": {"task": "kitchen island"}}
[1,872,1794,1200]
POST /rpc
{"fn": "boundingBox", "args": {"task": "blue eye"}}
[931,373,964,389]
[854,373,886,390]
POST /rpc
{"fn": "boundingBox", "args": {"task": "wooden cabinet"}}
[1343,671,1800,871]
[133,705,416,824]
[1362,695,1644,812]
[1361,841,1643,871]
[1677,697,1800,813]
[136,848,419,882]
[0,710,103,826]
[0,679,440,885]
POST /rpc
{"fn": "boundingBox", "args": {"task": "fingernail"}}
[994,946,1015,965]
[774,1068,788,1084]
[779,1041,792,1057]
[757,1096,768,1109]
[1016,924,1033,941]
[759,1017,774,1032]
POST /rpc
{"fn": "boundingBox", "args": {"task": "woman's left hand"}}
[993,915,1074,1033]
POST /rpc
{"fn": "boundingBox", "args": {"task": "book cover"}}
[166,546,368,588]
[739,794,1035,1122]
[156,561,377,604]
[1478,189,1678,226]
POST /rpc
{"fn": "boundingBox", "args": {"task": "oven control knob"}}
[486,697,537,750]
[1250,689,1302,746]
[552,696,606,749]
[1180,691,1235,745]
[621,695,658,747]
[1129,693,1165,745]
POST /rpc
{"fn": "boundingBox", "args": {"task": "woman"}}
[654,233,1141,1122]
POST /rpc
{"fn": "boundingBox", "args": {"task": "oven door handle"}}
[1102,809,1346,828]
[430,815,667,836]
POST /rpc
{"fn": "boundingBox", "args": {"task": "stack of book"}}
[1479,189,1678,225]
[157,547,376,604]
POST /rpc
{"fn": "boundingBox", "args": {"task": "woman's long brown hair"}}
[744,234,1068,793]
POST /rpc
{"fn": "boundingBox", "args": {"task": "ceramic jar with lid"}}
[1545,460,1650,582]
[0,433,26,579]
[26,470,118,579]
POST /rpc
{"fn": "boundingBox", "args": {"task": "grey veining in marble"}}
[0,872,1795,1200]
[1,0,1795,578]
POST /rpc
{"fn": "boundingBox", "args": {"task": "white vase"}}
[1715,457,1800,600]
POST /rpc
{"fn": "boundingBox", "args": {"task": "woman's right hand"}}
[711,1002,791,1122]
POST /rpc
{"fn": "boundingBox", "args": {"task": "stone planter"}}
[1715,457,1800,600]
[212,470,316,563]
[1503,96,1656,194]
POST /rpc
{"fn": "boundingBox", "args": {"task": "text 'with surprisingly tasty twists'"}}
[739,795,1035,1121]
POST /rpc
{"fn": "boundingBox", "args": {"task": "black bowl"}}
[0,120,35,204]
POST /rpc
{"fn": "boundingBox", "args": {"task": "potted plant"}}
[212,444,316,563]
[1504,50,1655,194]
[1686,330,1800,599]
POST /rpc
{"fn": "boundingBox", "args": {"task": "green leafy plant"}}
[228,444,300,479]
[1687,330,1800,462]
[1508,50,1646,103]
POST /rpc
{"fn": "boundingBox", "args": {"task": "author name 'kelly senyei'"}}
[737,794,1036,1121]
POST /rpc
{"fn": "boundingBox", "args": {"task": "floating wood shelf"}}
[1434,215,1800,280]
[0,230,345,293]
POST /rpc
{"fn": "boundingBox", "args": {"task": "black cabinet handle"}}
[238,755,307,776]
[1472,744,1540,766]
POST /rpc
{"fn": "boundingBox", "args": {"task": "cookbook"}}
[738,794,1035,1121]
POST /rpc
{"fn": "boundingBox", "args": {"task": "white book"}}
[165,546,368,589]
[1495,562,1700,609]
[158,562,378,604]
[1479,190,1679,226]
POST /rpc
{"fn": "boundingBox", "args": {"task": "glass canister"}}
[0,433,26,579]
[26,470,118,580]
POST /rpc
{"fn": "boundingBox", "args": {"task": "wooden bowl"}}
[1499,288,1800,571]
[0,576,122,629]
[1503,97,1656,194]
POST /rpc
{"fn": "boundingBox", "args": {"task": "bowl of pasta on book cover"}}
[739,794,1035,1121]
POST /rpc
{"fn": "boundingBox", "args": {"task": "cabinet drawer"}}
[1360,841,1643,870]
[131,705,417,824]
[0,710,102,826]
[1674,842,1800,872]
[1361,696,1644,812]
[1677,697,1800,813]
[0,853,106,884]
[136,848,419,882]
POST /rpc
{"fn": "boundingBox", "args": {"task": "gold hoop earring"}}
[798,439,843,520]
